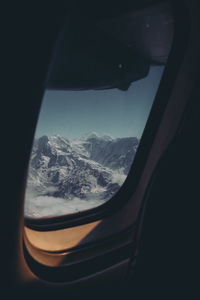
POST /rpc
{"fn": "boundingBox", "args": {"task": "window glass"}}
[24,66,164,218]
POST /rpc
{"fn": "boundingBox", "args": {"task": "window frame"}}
[24,0,189,231]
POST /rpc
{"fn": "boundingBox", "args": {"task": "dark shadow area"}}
[123,83,200,299]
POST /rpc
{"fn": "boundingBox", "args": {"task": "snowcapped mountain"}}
[80,133,139,175]
[25,134,139,218]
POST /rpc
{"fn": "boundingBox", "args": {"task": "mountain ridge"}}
[25,134,139,217]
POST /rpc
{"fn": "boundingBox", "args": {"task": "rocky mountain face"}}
[82,134,139,175]
[26,133,139,209]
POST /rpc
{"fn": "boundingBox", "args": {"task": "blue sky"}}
[35,66,164,140]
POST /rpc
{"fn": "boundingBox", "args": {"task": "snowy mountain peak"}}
[86,131,100,139]
[25,133,139,218]
[80,131,114,141]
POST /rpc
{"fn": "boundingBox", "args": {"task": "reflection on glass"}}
[24,66,164,218]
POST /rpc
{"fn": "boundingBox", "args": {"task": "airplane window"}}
[24,66,164,219]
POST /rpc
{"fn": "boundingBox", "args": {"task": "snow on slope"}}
[24,134,139,218]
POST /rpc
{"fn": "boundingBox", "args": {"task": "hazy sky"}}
[35,66,164,140]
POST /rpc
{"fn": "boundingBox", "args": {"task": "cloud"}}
[111,170,126,186]
[24,194,104,218]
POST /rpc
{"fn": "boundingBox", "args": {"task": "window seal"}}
[23,239,133,283]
